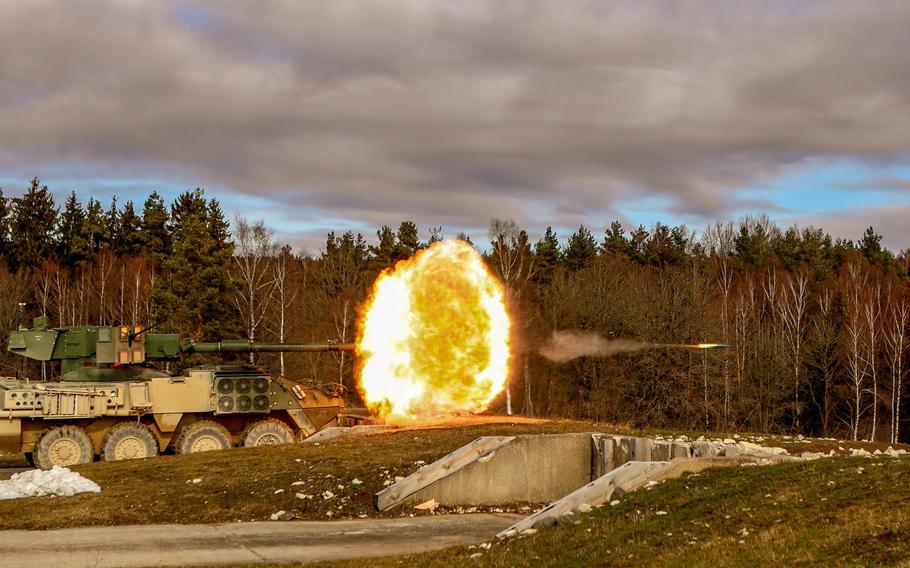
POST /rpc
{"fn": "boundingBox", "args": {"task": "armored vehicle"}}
[0,318,354,468]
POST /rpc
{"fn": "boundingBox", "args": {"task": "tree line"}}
[0,178,908,442]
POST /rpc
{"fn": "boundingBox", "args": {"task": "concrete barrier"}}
[497,456,738,537]
[375,432,797,519]
[377,433,595,510]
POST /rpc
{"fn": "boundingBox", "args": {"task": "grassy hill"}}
[312,454,910,567]
[2,420,908,565]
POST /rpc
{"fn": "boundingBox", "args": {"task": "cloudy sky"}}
[1,1,909,251]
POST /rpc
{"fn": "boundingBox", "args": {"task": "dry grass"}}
[0,419,611,530]
[309,455,910,567]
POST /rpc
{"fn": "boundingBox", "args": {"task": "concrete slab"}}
[0,514,522,568]
[498,460,666,536]
[498,456,740,537]
[613,437,633,467]
[382,433,595,509]
[376,436,516,510]
[303,427,352,443]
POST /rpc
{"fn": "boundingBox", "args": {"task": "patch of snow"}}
[0,466,100,500]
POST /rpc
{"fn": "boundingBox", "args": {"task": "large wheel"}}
[33,425,94,469]
[102,422,159,461]
[173,420,232,455]
[241,419,294,447]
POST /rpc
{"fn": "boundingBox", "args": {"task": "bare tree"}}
[884,284,908,444]
[269,245,301,377]
[807,289,838,436]
[842,262,867,441]
[862,283,882,440]
[776,269,809,432]
[232,216,278,363]
[489,218,537,415]
[93,250,116,325]
[715,254,733,428]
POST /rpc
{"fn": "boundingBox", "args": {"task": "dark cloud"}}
[1,1,909,249]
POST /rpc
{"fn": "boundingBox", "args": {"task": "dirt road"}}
[0,513,522,567]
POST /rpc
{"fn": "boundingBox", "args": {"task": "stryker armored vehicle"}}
[0,318,354,469]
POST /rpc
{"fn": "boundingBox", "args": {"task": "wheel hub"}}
[191,435,221,453]
[115,436,148,460]
[257,433,282,446]
[48,438,81,466]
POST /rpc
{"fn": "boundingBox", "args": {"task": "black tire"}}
[173,420,232,455]
[33,425,94,469]
[240,419,294,447]
[101,422,159,461]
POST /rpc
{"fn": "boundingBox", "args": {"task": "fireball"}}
[356,240,511,421]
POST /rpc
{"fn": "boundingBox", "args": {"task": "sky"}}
[1,1,909,252]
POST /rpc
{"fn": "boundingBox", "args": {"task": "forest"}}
[0,177,908,443]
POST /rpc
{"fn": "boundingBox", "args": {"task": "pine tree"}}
[9,177,58,271]
[564,225,597,271]
[154,189,236,340]
[370,225,397,271]
[58,191,90,268]
[0,188,11,262]
[602,221,633,258]
[394,221,421,261]
[534,227,561,284]
[118,200,143,256]
[83,198,107,253]
[140,191,170,265]
[105,197,120,252]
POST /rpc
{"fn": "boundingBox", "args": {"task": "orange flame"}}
[356,240,511,421]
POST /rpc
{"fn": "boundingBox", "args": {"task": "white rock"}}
[610,500,620,506]
[470,553,483,559]
[656,511,667,515]
[351,478,363,485]
[414,498,438,511]
[577,503,592,513]
[269,510,286,521]
[322,490,335,500]
[291,481,306,486]
[274,489,284,494]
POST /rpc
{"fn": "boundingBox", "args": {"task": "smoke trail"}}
[538,331,652,363]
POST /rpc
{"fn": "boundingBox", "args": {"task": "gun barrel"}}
[183,340,355,354]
